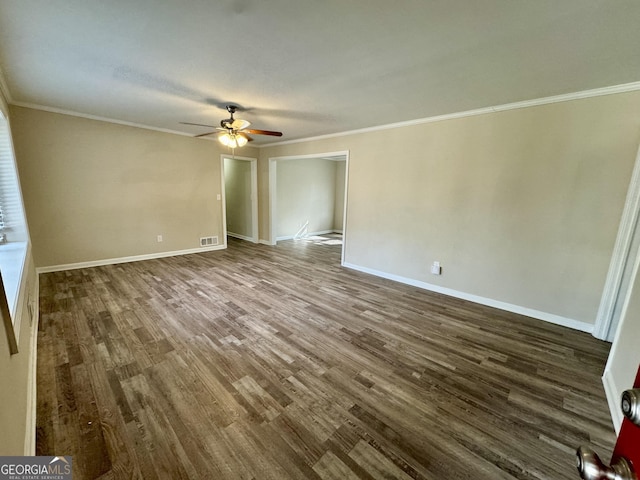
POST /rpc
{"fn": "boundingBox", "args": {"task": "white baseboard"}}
[227,233,258,243]
[36,244,226,273]
[24,276,39,455]
[342,262,594,333]
[602,369,623,434]
[276,230,335,241]
[259,239,274,246]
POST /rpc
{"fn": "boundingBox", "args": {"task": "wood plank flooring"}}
[36,236,615,479]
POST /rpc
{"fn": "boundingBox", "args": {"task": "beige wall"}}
[276,158,338,238]
[261,91,640,327]
[10,106,254,268]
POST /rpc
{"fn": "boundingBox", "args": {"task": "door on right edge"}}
[577,364,640,479]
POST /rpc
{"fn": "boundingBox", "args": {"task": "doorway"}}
[222,154,258,244]
[595,140,640,341]
[268,151,349,264]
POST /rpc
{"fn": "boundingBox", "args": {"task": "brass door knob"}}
[576,446,636,480]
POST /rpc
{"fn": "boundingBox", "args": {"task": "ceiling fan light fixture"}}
[235,134,248,147]
[219,132,248,148]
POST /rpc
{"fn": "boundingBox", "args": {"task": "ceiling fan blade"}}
[231,119,251,130]
[194,131,217,138]
[180,121,217,128]
[244,129,283,137]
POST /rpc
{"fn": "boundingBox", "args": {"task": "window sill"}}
[0,241,28,319]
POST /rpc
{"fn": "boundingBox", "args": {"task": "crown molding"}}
[10,101,202,138]
[8,80,640,147]
[0,67,13,103]
[261,81,640,148]
[0,66,13,116]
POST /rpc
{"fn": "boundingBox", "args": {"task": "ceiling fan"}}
[181,105,282,148]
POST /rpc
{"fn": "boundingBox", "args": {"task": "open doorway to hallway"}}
[222,155,258,243]
[268,151,349,264]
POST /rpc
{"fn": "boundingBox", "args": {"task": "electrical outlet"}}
[431,261,441,275]
[157,235,163,242]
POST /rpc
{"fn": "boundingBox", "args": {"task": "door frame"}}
[268,150,350,265]
[595,141,640,341]
[221,154,259,244]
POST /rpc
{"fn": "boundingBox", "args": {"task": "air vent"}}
[200,236,218,247]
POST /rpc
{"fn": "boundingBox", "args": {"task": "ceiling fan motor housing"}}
[221,105,238,128]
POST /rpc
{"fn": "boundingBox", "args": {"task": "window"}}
[0,110,29,349]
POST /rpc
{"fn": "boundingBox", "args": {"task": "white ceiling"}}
[0,1,639,145]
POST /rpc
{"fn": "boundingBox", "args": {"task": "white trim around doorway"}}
[594,141,640,341]
[221,154,259,244]
[268,150,350,265]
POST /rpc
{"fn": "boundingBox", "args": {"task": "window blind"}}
[0,116,25,240]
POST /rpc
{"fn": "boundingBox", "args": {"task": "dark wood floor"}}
[36,237,615,479]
